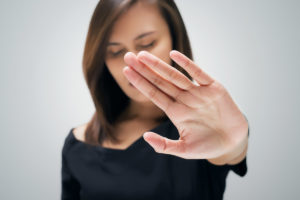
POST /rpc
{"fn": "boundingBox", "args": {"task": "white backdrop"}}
[0,0,299,199]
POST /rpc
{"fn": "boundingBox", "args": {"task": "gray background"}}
[0,0,299,199]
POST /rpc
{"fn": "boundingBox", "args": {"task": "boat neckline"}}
[69,118,171,153]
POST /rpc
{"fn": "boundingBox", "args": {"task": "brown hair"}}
[82,0,193,146]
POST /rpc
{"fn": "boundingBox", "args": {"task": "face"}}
[104,1,173,103]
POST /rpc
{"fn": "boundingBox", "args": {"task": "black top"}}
[61,118,248,200]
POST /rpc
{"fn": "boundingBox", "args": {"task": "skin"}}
[74,2,169,148]
[76,1,249,165]
[74,2,171,149]
[105,1,172,119]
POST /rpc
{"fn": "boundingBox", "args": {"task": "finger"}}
[143,131,186,156]
[137,51,195,90]
[169,50,214,86]
[123,66,174,112]
[124,52,195,105]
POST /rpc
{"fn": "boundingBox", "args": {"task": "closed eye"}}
[109,40,156,57]
[111,49,125,57]
[140,40,155,48]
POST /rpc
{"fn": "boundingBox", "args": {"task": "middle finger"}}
[137,50,195,90]
[124,52,182,101]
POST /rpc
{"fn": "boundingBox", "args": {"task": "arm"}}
[61,152,81,200]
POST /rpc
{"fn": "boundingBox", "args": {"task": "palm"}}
[123,50,248,160]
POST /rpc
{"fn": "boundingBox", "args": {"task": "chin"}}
[130,93,152,103]
[121,84,155,105]
[125,91,153,104]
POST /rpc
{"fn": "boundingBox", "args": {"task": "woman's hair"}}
[82,0,194,146]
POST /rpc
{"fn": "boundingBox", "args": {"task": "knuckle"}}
[169,69,178,80]
[185,83,195,91]
[194,68,203,78]
[148,87,157,99]
[173,89,182,100]
[183,58,191,69]
[152,77,162,86]
[153,59,160,68]
[212,82,227,98]
[164,101,172,113]
[135,76,143,86]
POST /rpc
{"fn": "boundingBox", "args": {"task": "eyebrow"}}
[108,31,156,46]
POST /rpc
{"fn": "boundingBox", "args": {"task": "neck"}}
[118,99,166,123]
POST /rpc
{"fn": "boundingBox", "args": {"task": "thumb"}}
[143,132,185,155]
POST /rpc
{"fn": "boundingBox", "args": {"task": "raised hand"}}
[123,50,248,165]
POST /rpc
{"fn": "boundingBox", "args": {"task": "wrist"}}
[208,124,249,166]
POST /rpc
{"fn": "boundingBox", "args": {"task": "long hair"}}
[82,0,193,146]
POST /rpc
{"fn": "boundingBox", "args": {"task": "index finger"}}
[137,51,195,90]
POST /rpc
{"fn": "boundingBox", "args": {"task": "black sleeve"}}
[61,134,81,200]
[199,156,247,200]
[203,154,247,177]
[224,155,248,177]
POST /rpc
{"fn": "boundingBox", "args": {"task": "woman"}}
[61,0,249,199]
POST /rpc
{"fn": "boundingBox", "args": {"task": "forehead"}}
[108,1,167,42]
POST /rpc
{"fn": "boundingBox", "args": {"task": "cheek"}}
[105,60,125,84]
[152,38,172,65]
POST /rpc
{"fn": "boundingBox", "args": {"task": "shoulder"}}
[72,122,88,142]
[62,122,88,155]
